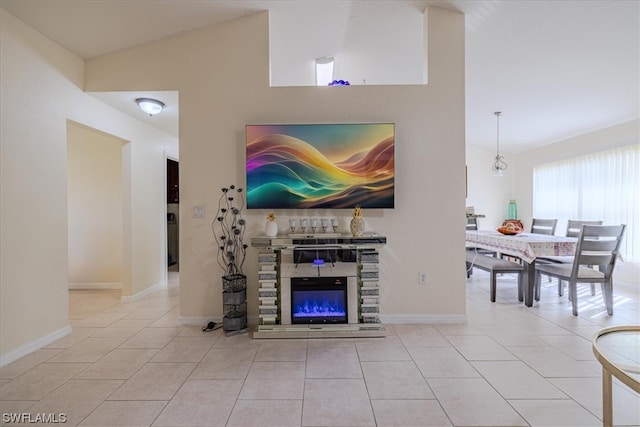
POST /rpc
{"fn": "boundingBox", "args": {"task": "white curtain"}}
[533,144,639,262]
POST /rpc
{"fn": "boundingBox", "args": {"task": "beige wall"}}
[85,8,467,324]
[0,9,177,364]
[67,122,125,288]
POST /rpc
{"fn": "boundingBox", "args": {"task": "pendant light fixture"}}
[491,111,507,176]
[135,98,165,116]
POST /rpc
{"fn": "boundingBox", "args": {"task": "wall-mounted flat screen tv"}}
[246,123,395,209]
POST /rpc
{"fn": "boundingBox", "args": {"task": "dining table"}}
[465,230,577,306]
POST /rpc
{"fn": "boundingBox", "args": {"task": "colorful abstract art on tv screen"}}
[246,123,395,209]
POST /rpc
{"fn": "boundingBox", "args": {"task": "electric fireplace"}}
[291,276,348,324]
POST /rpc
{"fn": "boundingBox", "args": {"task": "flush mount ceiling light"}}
[135,98,165,116]
[491,111,508,176]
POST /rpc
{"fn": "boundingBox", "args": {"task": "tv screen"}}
[246,123,395,209]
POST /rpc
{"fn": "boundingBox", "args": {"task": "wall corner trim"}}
[69,282,123,290]
[120,281,166,303]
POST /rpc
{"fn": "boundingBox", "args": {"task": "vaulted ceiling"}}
[1,0,638,152]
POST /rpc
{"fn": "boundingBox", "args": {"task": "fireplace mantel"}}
[251,234,386,339]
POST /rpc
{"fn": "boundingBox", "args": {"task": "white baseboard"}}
[121,281,166,303]
[69,282,122,290]
[616,280,640,297]
[380,314,468,324]
[0,325,72,368]
[180,314,468,328]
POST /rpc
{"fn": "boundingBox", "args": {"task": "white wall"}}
[269,2,426,86]
[67,122,125,288]
[465,144,516,229]
[466,121,639,288]
[0,9,178,364]
[125,133,170,298]
[514,120,640,287]
[84,7,467,324]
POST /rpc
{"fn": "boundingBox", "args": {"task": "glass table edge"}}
[591,324,640,393]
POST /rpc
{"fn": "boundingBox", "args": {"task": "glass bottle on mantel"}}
[508,199,518,219]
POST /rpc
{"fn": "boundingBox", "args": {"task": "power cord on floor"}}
[202,321,222,332]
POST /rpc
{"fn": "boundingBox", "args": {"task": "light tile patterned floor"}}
[1,270,639,426]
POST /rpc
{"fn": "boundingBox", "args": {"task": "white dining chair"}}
[534,224,626,316]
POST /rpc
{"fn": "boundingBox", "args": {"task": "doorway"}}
[167,158,179,271]
[67,121,125,292]
[67,121,126,317]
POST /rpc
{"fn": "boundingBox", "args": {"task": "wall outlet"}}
[419,272,427,285]
[192,205,206,218]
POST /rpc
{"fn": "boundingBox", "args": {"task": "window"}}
[315,57,334,86]
[533,145,639,262]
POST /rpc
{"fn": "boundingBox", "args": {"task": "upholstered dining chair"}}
[528,219,559,279]
[530,218,558,235]
[565,219,604,237]
[534,224,626,316]
[536,220,604,297]
[466,216,478,231]
[465,216,496,277]
[499,218,557,265]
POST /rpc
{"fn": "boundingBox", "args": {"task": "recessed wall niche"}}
[269,2,427,87]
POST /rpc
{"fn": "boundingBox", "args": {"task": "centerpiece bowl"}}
[497,226,523,235]
[497,219,524,235]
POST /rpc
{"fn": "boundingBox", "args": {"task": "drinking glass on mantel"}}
[331,218,339,233]
[321,218,329,232]
[300,218,308,233]
[289,219,296,233]
[311,218,318,233]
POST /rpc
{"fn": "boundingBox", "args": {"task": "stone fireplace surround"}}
[251,234,386,339]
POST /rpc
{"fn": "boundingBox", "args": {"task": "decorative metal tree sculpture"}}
[212,185,247,279]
